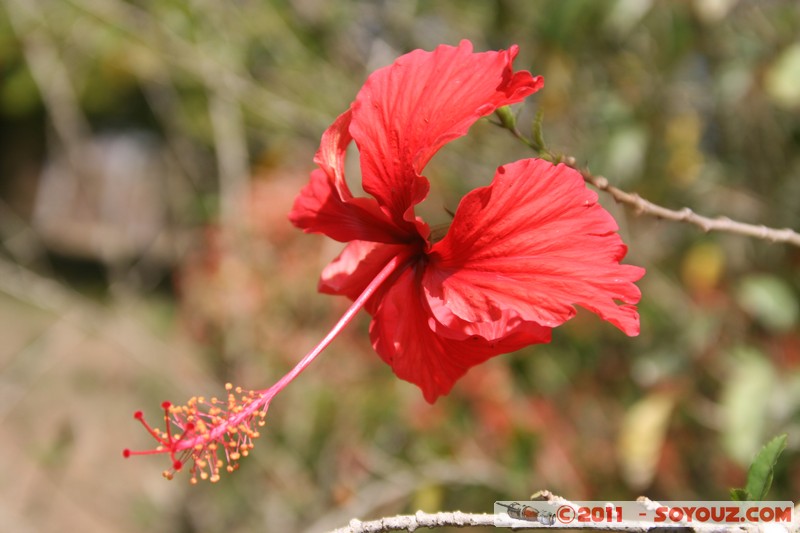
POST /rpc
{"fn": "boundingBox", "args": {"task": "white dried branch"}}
[303,456,507,533]
[328,491,800,533]
[329,510,496,533]
[331,510,766,533]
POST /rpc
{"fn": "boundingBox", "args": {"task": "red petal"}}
[425,290,551,344]
[370,263,550,403]
[350,40,544,224]
[426,159,645,336]
[319,240,410,312]
[290,111,397,242]
[288,168,409,243]
[314,110,353,201]
[290,110,429,243]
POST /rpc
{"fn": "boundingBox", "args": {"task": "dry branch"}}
[498,120,800,248]
[567,156,800,247]
[329,492,800,533]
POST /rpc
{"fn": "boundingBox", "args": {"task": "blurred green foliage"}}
[0,1,798,532]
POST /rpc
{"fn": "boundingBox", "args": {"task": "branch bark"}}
[329,491,800,533]
[329,511,495,533]
[568,156,800,247]
[497,119,800,248]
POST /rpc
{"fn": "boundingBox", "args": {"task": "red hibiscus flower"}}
[125,40,644,482]
[289,40,644,402]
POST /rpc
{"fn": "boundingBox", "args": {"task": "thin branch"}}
[330,510,780,533]
[0,256,217,393]
[199,40,250,230]
[304,456,508,533]
[569,156,800,247]
[329,491,800,533]
[497,117,800,248]
[5,0,94,176]
[61,0,330,130]
[329,511,497,533]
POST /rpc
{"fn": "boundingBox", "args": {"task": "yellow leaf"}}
[617,393,676,489]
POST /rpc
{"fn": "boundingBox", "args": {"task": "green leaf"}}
[736,275,799,333]
[729,488,749,502]
[744,433,788,501]
[720,347,776,464]
[766,43,800,109]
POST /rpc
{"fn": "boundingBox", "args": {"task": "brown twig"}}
[497,118,800,248]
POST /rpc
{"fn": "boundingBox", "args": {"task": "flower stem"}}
[266,251,409,395]
[193,251,410,447]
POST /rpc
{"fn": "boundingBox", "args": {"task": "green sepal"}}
[496,106,516,130]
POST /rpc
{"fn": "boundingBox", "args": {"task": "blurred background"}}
[1,0,799,531]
